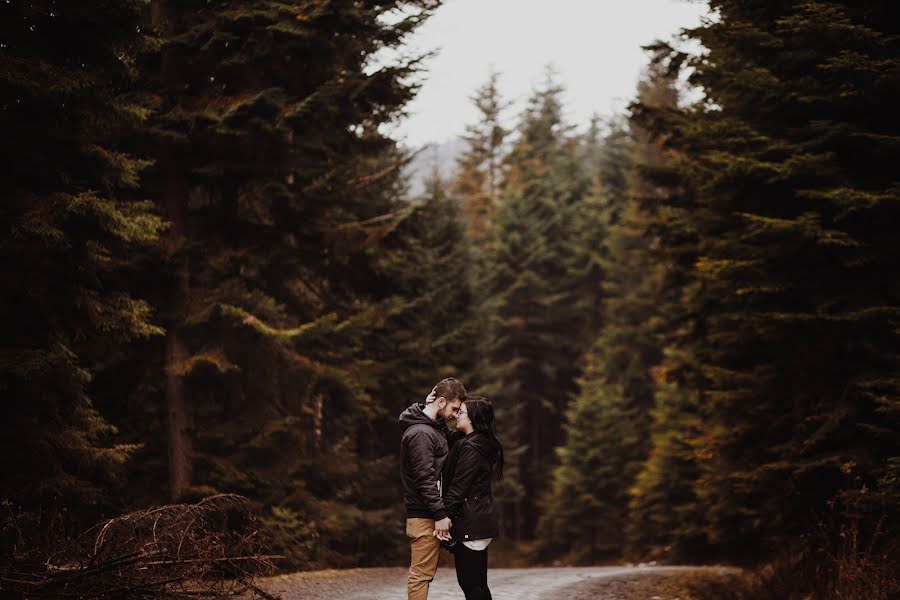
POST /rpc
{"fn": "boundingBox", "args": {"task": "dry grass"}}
[747,507,900,600]
[614,567,750,600]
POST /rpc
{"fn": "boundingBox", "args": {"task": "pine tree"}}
[622,62,711,562]
[453,71,509,242]
[537,63,707,562]
[95,0,454,567]
[573,116,628,343]
[0,0,163,521]
[537,116,664,560]
[653,1,900,569]
[480,72,593,538]
[295,161,479,567]
[371,169,478,399]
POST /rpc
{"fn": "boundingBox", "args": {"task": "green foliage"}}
[113,0,466,569]
[539,4,900,576]
[0,0,163,521]
[678,0,900,558]
[0,0,466,570]
[477,73,596,539]
[6,0,900,581]
[453,71,509,243]
[626,370,707,562]
[537,111,665,561]
[620,0,900,574]
[620,65,711,563]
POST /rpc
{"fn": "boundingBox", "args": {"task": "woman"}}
[442,396,503,600]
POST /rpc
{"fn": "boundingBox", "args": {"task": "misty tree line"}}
[2,1,899,597]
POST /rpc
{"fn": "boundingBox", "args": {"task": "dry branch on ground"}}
[0,494,282,600]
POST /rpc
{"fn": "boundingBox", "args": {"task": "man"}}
[399,377,466,600]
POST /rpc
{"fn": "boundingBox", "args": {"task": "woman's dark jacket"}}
[442,432,500,542]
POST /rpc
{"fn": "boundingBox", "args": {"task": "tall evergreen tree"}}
[623,62,710,562]
[453,71,509,242]
[649,1,900,574]
[572,116,628,345]
[537,115,664,561]
[95,0,454,568]
[0,0,163,523]
[479,73,593,538]
[371,169,477,398]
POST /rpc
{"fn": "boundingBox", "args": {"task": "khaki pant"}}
[406,518,440,600]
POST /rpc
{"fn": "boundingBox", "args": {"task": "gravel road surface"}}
[262,565,740,600]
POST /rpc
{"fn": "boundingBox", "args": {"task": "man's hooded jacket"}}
[399,403,450,520]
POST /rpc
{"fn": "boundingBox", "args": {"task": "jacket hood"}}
[466,432,502,460]
[399,403,441,432]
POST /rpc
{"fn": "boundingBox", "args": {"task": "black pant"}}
[453,543,492,600]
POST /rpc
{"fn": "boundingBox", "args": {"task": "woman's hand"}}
[433,517,452,541]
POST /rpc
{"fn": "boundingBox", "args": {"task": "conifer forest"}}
[2,1,899,599]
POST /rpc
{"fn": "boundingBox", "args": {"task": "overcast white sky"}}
[391,0,710,147]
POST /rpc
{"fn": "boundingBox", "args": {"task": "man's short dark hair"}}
[434,377,466,402]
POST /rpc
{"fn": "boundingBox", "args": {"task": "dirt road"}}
[262,565,743,600]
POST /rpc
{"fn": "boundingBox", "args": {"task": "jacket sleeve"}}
[443,444,480,519]
[405,428,447,521]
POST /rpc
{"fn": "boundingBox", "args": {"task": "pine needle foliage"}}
[479,73,595,539]
[0,0,163,521]
[636,1,900,572]
[536,113,661,562]
[688,0,900,558]
[453,71,509,244]
[622,64,711,563]
[103,0,462,568]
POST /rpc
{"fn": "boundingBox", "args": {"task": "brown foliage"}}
[748,495,900,600]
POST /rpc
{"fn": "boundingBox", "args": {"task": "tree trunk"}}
[165,311,192,500]
[163,170,192,500]
[152,0,192,501]
[516,498,525,541]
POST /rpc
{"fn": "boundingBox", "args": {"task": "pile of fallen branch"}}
[1,494,282,599]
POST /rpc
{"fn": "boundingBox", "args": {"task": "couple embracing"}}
[399,377,504,600]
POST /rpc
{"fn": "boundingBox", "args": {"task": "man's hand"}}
[433,517,452,541]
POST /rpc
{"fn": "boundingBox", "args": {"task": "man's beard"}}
[436,412,457,429]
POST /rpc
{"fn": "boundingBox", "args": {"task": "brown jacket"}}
[399,403,449,520]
